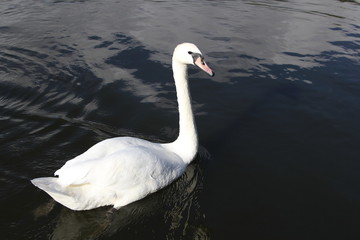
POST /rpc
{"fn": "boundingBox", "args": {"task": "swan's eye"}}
[188,51,193,55]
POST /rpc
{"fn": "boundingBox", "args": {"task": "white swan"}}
[31,43,214,211]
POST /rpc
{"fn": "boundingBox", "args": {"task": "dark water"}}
[1,0,360,239]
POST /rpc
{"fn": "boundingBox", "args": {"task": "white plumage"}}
[31,43,214,211]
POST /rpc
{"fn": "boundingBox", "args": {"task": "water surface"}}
[1,0,360,239]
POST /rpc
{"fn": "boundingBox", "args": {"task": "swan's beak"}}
[195,57,215,77]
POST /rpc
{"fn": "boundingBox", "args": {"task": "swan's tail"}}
[31,177,87,210]
[34,177,118,211]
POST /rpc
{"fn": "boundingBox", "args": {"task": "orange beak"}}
[194,57,215,77]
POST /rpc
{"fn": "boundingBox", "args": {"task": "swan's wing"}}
[57,137,144,168]
[54,137,159,184]
[56,145,185,190]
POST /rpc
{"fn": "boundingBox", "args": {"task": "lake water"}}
[1,0,360,239]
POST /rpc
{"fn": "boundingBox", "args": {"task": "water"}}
[1,0,360,239]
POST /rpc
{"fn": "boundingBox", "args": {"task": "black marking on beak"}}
[189,52,203,65]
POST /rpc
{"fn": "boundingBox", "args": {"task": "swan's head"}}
[173,42,215,77]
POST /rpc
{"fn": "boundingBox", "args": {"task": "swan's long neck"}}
[170,60,198,164]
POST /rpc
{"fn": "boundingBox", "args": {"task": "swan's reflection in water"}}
[42,149,209,240]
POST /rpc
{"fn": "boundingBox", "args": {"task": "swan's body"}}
[31,43,214,211]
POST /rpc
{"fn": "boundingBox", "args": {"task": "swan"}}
[31,43,214,211]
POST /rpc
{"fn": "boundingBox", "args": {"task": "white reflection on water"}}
[103,0,359,87]
[2,0,359,87]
